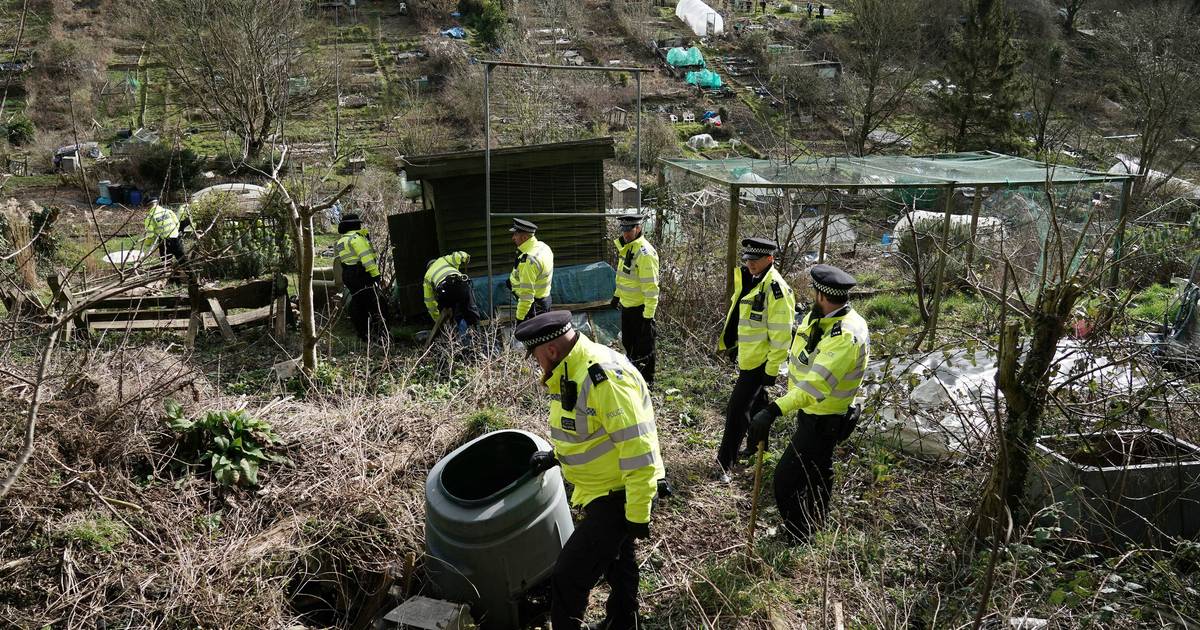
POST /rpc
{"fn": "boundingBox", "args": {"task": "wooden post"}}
[206,298,236,342]
[817,213,831,263]
[964,186,983,275]
[726,185,741,299]
[1107,178,1133,289]
[273,273,288,340]
[654,169,666,243]
[924,185,957,351]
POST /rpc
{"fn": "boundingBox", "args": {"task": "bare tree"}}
[1060,0,1088,35]
[131,0,331,161]
[970,180,1127,540]
[839,0,925,155]
[260,153,353,374]
[1100,2,1200,202]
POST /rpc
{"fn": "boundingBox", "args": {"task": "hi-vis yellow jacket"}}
[613,235,660,318]
[717,265,796,376]
[776,305,870,416]
[335,229,380,278]
[546,334,664,524]
[423,251,470,320]
[509,236,554,320]
[142,205,179,249]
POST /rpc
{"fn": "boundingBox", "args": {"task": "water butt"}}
[424,429,573,629]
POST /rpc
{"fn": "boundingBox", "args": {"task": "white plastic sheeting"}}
[864,341,1149,460]
[686,133,718,150]
[793,214,858,247]
[1109,154,1199,199]
[103,249,145,265]
[191,183,268,211]
[675,0,724,36]
[892,210,1003,238]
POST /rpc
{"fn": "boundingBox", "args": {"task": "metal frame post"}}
[484,64,494,315]
[636,71,642,212]
[481,60,648,323]
[726,185,741,299]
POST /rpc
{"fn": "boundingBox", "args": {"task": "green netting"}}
[666,46,705,67]
[662,152,1133,188]
[685,69,722,88]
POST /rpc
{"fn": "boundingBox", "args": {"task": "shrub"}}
[462,0,507,46]
[4,114,36,146]
[164,400,289,487]
[126,143,206,196]
[189,191,293,279]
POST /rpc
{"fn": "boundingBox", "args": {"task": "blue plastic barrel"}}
[128,189,143,206]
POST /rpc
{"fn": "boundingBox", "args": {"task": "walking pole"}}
[747,440,767,547]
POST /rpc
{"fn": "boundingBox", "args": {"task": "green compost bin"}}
[425,429,574,629]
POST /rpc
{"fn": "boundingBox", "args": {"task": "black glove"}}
[626,520,650,540]
[528,450,559,474]
[762,371,780,389]
[748,405,781,450]
[610,296,620,308]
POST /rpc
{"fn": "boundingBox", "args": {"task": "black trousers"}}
[344,270,386,341]
[552,493,639,630]
[435,276,481,325]
[158,237,189,283]
[775,411,840,542]
[519,296,552,323]
[620,305,656,387]
[158,237,186,262]
[717,363,769,471]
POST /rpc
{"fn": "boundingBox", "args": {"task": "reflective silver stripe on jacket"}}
[619,450,656,470]
[558,440,616,465]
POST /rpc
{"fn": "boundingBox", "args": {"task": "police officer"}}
[748,264,870,542]
[335,213,387,341]
[612,214,660,386]
[715,238,796,482]
[519,311,664,630]
[142,197,185,264]
[423,251,480,337]
[508,218,554,323]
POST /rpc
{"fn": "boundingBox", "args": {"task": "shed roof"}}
[400,137,616,180]
[661,151,1135,189]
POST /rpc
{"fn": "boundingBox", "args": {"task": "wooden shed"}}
[392,137,616,318]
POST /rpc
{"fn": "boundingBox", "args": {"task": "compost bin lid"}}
[439,431,539,507]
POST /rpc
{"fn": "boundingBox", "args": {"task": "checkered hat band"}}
[743,246,774,256]
[522,322,573,347]
[812,280,848,296]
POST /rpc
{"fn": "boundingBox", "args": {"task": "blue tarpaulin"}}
[472,261,617,312]
[441,26,466,39]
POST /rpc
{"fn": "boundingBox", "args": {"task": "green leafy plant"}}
[164,399,289,487]
[3,114,36,146]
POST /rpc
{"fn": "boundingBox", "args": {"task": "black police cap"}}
[514,311,574,355]
[617,214,645,229]
[740,237,778,260]
[338,213,363,234]
[810,264,856,297]
[509,218,538,233]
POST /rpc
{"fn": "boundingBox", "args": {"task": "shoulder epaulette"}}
[587,363,608,385]
[830,322,843,337]
[771,281,784,299]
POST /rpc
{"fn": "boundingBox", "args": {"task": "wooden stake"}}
[206,297,236,342]
[747,440,767,547]
[424,308,451,351]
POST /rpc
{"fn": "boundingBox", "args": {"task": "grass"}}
[1129,283,1181,323]
[857,292,921,331]
[54,513,129,552]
